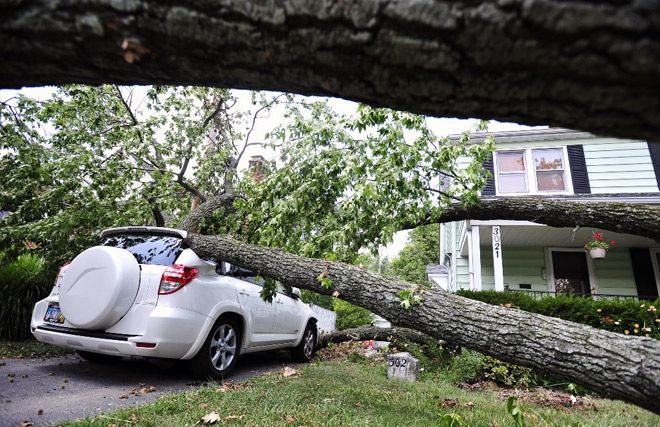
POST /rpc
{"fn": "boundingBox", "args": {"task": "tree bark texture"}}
[409,197,660,242]
[185,233,660,414]
[2,1,660,142]
[318,326,435,348]
[178,191,236,232]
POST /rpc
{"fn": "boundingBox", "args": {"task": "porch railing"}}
[503,289,657,301]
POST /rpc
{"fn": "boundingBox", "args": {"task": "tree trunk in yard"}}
[185,233,660,414]
[2,1,660,142]
[407,197,660,242]
[318,326,436,349]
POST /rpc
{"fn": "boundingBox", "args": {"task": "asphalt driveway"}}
[0,351,293,426]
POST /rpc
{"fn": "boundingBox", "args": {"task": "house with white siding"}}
[433,128,660,300]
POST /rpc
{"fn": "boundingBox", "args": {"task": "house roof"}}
[449,127,602,144]
[426,264,448,275]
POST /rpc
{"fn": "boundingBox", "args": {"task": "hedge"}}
[457,290,659,340]
[0,252,52,340]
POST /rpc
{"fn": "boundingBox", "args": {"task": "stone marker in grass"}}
[387,352,419,382]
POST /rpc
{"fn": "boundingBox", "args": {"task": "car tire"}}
[188,315,242,380]
[291,322,317,363]
[77,350,122,364]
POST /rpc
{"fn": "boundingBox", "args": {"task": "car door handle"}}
[238,291,250,296]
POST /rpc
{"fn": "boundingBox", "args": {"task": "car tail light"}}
[51,262,71,296]
[159,264,199,295]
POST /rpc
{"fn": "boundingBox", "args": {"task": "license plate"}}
[44,304,65,324]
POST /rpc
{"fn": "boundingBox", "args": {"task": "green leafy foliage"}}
[398,286,425,310]
[479,356,540,388]
[333,298,373,330]
[507,396,526,427]
[0,252,50,340]
[389,224,439,285]
[458,290,660,339]
[239,102,493,261]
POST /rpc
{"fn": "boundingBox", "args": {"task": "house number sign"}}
[492,226,501,259]
[492,226,504,291]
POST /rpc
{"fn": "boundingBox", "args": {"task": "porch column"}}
[492,226,504,291]
[471,225,482,291]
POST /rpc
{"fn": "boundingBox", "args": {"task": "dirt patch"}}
[316,342,365,361]
[499,388,589,410]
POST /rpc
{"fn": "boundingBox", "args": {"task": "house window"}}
[496,150,528,193]
[495,147,571,195]
[533,148,566,191]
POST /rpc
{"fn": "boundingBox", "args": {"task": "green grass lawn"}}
[0,339,73,359]
[61,357,658,427]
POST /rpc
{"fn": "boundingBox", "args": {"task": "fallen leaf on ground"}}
[464,401,474,409]
[37,409,44,416]
[282,367,298,377]
[199,402,208,409]
[20,420,33,427]
[128,384,157,396]
[201,411,220,424]
[439,398,459,408]
[284,415,296,424]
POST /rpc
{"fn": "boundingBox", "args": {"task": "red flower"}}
[592,230,604,241]
[610,240,616,245]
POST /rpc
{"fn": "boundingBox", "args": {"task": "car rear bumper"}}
[31,298,211,359]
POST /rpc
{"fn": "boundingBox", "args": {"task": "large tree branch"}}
[178,191,237,232]
[184,233,660,414]
[1,1,659,142]
[406,197,660,242]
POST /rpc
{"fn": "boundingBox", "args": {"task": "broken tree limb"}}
[178,191,237,233]
[185,233,660,414]
[318,326,436,349]
[406,197,660,242]
[1,1,659,142]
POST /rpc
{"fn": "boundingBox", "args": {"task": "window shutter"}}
[566,145,591,194]
[482,153,496,196]
[647,142,660,189]
[629,248,659,300]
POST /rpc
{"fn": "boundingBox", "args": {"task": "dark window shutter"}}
[629,248,659,300]
[647,142,660,189]
[482,153,496,196]
[566,145,591,194]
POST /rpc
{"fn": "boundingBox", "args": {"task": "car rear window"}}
[100,233,183,266]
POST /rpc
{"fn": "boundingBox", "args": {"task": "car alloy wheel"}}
[209,323,237,371]
[303,328,315,359]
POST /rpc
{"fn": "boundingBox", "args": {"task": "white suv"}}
[31,227,318,378]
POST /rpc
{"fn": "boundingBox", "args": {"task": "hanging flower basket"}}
[589,247,606,259]
[584,230,615,260]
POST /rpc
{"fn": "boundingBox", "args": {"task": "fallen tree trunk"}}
[318,326,435,349]
[185,233,660,414]
[1,1,659,142]
[407,197,660,242]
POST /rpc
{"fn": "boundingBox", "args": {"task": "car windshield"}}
[100,233,182,266]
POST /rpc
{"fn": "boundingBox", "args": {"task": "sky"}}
[1,86,541,259]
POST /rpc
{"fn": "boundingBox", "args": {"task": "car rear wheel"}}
[291,322,317,362]
[188,316,242,379]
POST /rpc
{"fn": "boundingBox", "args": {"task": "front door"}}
[552,251,591,296]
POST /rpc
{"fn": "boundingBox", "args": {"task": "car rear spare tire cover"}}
[59,246,140,330]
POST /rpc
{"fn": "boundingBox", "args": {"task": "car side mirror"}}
[291,287,301,300]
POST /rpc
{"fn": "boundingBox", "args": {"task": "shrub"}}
[457,290,659,339]
[0,252,51,340]
[478,356,540,388]
[333,298,373,330]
